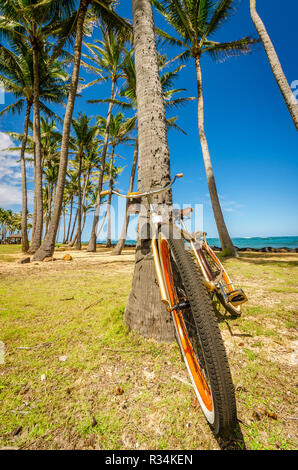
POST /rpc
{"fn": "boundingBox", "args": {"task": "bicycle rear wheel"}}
[197,245,242,317]
[158,229,237,437]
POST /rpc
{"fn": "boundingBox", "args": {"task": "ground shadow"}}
[212,298,246,327]
[235,253,298,268]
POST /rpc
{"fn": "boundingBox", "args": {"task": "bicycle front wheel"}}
[158,229,237,437]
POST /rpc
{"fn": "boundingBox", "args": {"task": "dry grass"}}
[0,246,297,450]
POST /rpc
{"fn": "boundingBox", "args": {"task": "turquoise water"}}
[206,236,298,249]
[95,236,298,249]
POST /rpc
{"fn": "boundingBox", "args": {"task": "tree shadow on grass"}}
[216,422,247,450]
[236,253,298,268]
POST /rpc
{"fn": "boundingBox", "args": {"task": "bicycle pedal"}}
[227,289,247,306]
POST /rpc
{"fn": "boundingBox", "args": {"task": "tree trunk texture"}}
[28,45,43,253]
[125,0,174,342]
[33,0,90,261]
[87,78,116,252]
[250,0,298,130]
[65,196,73,243]
[113,138,138,255]
[75,153,83,250]
[106,146,115,248]
[20,100,31,252]
[62,208,66,243]
[195,55,237,257]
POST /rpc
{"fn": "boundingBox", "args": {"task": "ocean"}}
[96,236,298,249]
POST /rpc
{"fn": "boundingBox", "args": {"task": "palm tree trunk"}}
[106,145,115,248]
[124,0,174,342]
[87,78,116,252]
[81,209,87,235]
[62,207,66,243]
[96,208,107,238]
[28,45,43,253]
[75,153,83,250]
[33,0,90,261]
[250,0,298,130]
[68,208,78,247]
[65,196,74,243]
[45,183,53,236]
[20,100,31,252]
[195,55,237,257]
[113,138,138,255]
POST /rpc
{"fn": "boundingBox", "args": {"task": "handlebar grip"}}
[176,173,183,178]
[100,190,110,197]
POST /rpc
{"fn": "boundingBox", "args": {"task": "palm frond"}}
[202,0,237,40]
[204,36,259,62]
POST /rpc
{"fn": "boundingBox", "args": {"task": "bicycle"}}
[101,173,247,437]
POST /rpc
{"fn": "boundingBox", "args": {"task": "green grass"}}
[0,244,22,255]
[0,250,297,450]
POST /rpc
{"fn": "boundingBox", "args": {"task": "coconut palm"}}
[153,0,258,256]
[70,112,99,249]
[123,0,174,342]
[33,0,130,261]
[63,178,78,244]
[82,27,132,252]
[110,52,193,254]
[6,116,64,238]
[96,112,135,247]
[0,0,78,253]
[0,40,68,251]
[250,0,298,130]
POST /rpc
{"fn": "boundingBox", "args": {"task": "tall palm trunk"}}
[33,0,90,261]
[20,100,31,252]
[68,208,78,247]
[87,79,116,252]
[250,0,298,130]
[106,146,115,248]
[75,152,83,250]
[45,182,53,236]
[113,138,138,255]
[62,206,66,243]
[124,0,174,342]
[28,45,43,253]
[195,55,237,257]
[65,195,74,243]
[72,168,90,246]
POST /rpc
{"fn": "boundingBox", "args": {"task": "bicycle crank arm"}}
[168,301,190,312]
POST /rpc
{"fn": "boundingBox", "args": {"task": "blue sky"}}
[0,0,297,240]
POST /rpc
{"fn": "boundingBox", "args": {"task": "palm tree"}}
[33,0,130,261]
[83,27,131,252]
[153,0,258,256]
[111,52,193,254]
[97,112,135,247]
[0,0,78,253]
[70,112,99,249]
[123,0,174,342]
[249,0,298,130]
[0,40,68,251]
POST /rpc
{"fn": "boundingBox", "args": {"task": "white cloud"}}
[204,192,243,213]
[0,181,22,207]
[0,131,26,208]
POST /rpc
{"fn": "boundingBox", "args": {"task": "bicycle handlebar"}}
[99,173,183,200]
